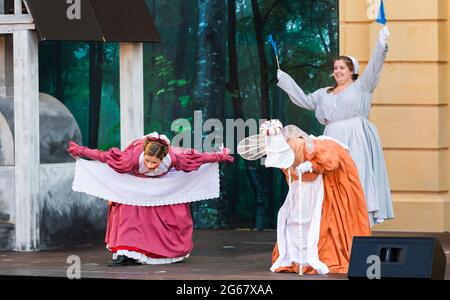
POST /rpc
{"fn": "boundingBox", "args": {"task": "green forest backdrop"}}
[38,0,338,229]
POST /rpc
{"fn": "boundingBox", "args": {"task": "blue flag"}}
[267,34,281,68]
[267,34,278,55]
[376,0,387,25]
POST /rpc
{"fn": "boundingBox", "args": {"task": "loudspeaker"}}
[348,237,447,280]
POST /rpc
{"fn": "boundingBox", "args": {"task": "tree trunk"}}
[227,0,239,227]
[326,1,338,55]
[172,0,191,118]
[175,0,191,80]
[250,0,270,120]
[250,0,274,229]
[88,42,104,148]
[192,0,227,229]
[55,41,64,102]
[194,0,226,116]
[146,54,156,128]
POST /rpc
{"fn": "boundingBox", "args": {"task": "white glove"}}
[296,161,313,175]
[277,69,284,81]
[379,25,389,47]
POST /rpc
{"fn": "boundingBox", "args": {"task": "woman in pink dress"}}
[67,133,234,266]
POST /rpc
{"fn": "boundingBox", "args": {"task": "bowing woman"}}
[68,132,234,266]
[238,120,370,274]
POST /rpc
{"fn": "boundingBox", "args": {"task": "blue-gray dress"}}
[277,41,394,225]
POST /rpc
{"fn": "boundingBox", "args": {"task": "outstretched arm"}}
[277,70,320,111]
[67,141,134,173]
[67,141,108,162]
[359,26,389,93]
[172,147,234,172]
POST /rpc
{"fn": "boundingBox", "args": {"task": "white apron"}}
[270,174,329,274]
[72,158,220,207]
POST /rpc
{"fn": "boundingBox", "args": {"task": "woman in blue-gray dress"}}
[276,26,393,226]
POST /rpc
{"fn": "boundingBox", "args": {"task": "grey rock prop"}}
[0,93,82,164]
[0,94,107,250]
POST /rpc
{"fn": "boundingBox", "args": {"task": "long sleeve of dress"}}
[77,145,134,174]
[359,40,388,93]
[281,138,340,182]
[306,140,340,174]
[172,147,234,172]
[277,70,321,111]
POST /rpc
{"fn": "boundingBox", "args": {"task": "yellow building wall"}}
[339,0,450,232]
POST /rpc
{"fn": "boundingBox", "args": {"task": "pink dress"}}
[72,138,233,264]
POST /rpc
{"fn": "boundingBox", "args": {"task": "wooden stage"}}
[0,230,449,280]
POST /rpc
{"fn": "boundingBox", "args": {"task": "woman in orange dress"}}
[238,119,370,275]
[272,133,371,274]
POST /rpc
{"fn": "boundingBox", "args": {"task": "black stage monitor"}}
[348,237,447,280]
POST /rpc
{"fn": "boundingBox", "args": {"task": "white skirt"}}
[270,174,329,274]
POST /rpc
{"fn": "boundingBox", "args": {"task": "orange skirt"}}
[272,145,371,274]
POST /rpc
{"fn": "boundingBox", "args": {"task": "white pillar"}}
[13,29,40,251]
[14,0,22,14]
[119,42,144,149]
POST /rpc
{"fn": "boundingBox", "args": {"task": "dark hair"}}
[143,140,169,160]
[327,56,359,94]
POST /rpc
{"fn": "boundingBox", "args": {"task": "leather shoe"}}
[107,255,141,267]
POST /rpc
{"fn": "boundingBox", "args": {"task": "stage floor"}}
[0,230,449,280]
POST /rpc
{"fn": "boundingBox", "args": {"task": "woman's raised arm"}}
[277,70,321,111]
